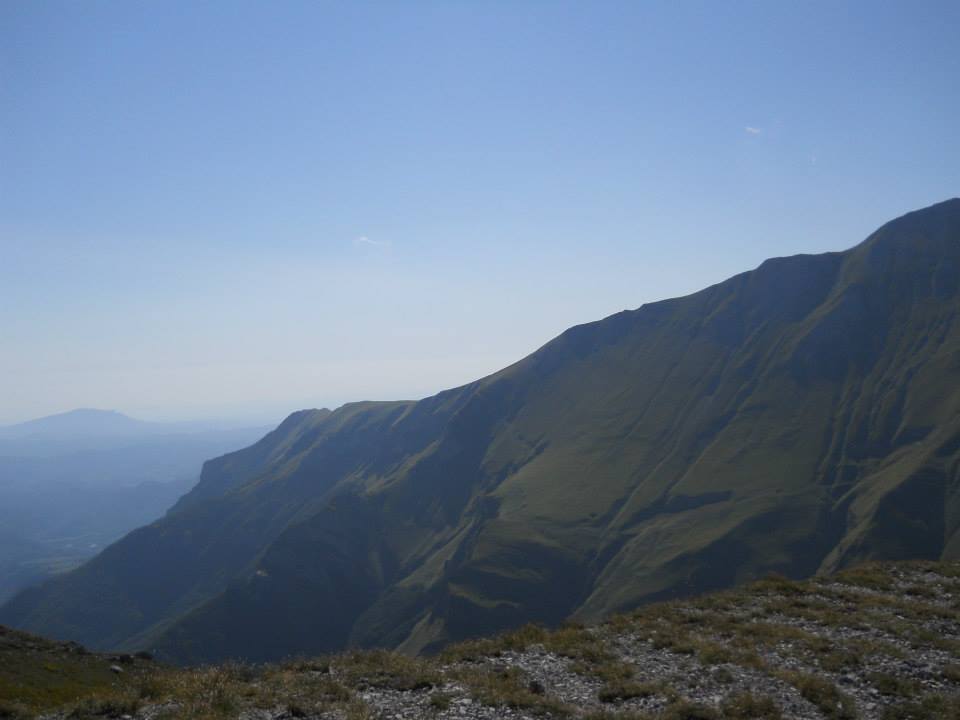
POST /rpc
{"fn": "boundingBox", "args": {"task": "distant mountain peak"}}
[0,408,150,440]
[54,408,127,419]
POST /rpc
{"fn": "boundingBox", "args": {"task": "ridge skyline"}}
[8,197,957,429]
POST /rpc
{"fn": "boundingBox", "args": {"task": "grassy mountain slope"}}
[3,199,959,664]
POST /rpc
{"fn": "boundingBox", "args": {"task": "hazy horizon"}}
[0,405,281,430]
[3,1,958,425]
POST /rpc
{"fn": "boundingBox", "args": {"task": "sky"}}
[1,1,958,425]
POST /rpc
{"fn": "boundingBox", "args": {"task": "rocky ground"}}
[4,561,959,720]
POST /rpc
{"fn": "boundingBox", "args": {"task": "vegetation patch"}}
[441,623,550,662]
[720,691,782,719]
[779,671,857,720]
[880,694,960,720]
[334,649,439,691]
[868,671,922,698]
[598,679,677,704]
[458,665,571,715]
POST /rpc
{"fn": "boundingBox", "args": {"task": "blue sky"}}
[2,1,958,424]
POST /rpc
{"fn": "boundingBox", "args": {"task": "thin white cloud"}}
[352,235,392,248]
[745,126,762,135]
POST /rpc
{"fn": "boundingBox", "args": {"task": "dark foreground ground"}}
[2,560,959,720]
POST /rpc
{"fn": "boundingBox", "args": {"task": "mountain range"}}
[3,199,958,664]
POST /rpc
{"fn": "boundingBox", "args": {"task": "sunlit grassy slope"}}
[0,624,154,716]
[3,199,959,664]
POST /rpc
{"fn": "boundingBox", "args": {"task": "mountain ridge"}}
[3,198,959,664]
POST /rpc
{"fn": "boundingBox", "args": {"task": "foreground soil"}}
[3,560,959,720]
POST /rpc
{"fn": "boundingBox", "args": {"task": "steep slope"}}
[4,199,959,664]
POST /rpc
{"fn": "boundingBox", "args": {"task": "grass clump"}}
[153,665,244,719]
[255,669,353,713]
[572,658,634,685]
[836,564,897,591]
[881,695,960,720]
[752,573,806,597]
[342,698,374,720]
[696,641,734,666]
[66,695,141,719]
[429,691,453,711]
[660,700,720,720]
[443,621,613,665]
[461,665,570,716]
[867,671,921,698]
[903,583,939,599]
[780,671,857,720]
[598,680,675,703]
[941,664,960,682]
[334,649,439,691]
[442,623,549,662]
[583,711,653,720]
[712,667,735,685]
[819,649,861,672]
[846,637,907,661]
[279,657,331,673]
[720,691,782,719]
[543,624,612,663]
[649,628,696,655]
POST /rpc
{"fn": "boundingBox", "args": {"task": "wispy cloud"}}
[352,235,392,248]
[744,126,762,135]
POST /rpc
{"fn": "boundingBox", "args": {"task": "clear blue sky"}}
[2,1,958,425]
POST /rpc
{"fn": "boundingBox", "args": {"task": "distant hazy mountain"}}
[0,408,266,458]
[4,199,959,664]
[0,410,270,603]
[0,408,156,440]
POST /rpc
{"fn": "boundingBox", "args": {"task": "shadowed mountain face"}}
[3,200,959,664]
